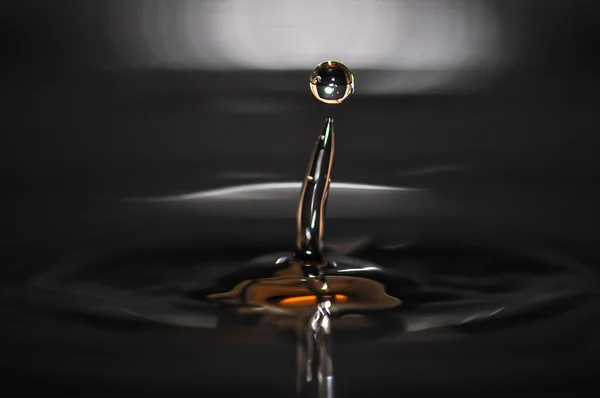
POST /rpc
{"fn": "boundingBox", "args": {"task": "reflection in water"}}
[131,182,412,202]
[5,227,598,397]
[19,243,592,331]
[301,300,333,398]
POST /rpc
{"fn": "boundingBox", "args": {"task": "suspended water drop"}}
[310,61,354,104]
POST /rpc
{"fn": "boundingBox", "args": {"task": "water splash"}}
[204,118,401,397]
[205,119,358,398]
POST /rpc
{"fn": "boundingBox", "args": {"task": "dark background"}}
[2,1,600,396]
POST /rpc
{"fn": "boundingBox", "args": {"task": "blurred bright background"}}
[2,0,599,236]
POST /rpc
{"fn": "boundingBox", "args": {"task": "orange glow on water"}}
[279,294,348,307]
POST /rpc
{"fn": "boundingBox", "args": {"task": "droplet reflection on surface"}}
[310,61,354,104]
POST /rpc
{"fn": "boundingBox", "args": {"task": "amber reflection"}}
[279,294,348,307]
[207,271,400,318]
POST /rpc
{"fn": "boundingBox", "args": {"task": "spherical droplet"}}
[309,61,354,104]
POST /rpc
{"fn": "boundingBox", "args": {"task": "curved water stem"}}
[295,118,335,265]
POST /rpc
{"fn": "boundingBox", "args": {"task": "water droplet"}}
[310,61,354,104]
